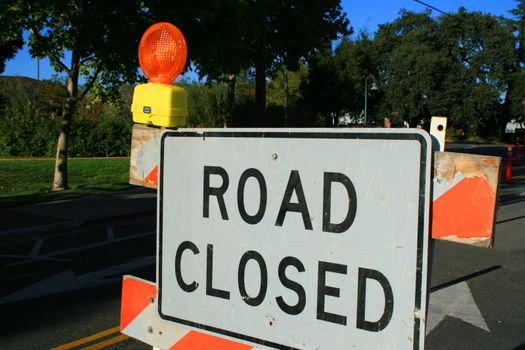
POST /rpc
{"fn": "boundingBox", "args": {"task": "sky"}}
[1,0,519,81]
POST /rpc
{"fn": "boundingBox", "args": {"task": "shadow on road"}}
[0,212,156,304]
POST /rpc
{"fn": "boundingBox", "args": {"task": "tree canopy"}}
[4,0,525,184]
[302,5,524,135]
[146,0,350,123]
[0,4,23,73]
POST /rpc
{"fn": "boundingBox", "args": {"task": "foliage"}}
[0,3,23,73]
[0,77,131,157]
[373,10,441,127]
[267,64,308,110]
[300,33,379,125]
[146,0,350,121]
[435,9,515,135]
[0,77,61,157]
[5,1,525,142]
[20,0,150,99]
[184,82,230,127]
[301,7,521,136]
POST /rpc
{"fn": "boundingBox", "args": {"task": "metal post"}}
[364,79,368,126]
[364,75,377,126]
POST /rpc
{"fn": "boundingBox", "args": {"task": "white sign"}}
[158,129,431,350]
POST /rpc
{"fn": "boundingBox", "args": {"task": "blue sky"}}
[1,0,519,81]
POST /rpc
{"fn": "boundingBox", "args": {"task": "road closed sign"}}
[158,129,431,350]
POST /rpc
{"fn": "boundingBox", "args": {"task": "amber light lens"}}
[139,22,187,84]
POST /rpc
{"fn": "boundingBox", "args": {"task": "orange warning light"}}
[138,22,187,84]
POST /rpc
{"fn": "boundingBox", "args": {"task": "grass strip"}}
[0,158,132,208]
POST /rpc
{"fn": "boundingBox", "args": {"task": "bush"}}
[185,83,230,127]
[70,105,132,157]
[0,77,132,158]
[0,107,59,157]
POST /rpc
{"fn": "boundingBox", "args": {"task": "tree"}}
[374,10,443,127]
[299,47,342,125]
[267,64,307,110]
[372,8,515,134]
[184,1,253,125]
[299,32,381,126]
[0,4,23,73]
[17,0,150,190]
[247,0,350,123]
[435,9,515,135]
[334,33,379,122]
[506,0,525,128]
[148,0,350,124]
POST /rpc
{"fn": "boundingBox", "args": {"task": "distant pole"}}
[364,80,367,126]
[364,74,378,126]
[37,58,40,80]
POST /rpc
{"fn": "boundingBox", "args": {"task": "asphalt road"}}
[0,143,524,349]
[0,210,156,349]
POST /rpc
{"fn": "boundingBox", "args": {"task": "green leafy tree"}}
[333,33,381,124]
[298,47,341,125]
[299,32,379,125]
[184,82,230,127]
[17,0,150,190]
[0,4,23,73]
[372,9,515,134]
[266,63,307,124]
[186,2,252,125]
[505,0,525,127]
[374,10,443,127]
[435,8,515,135]
[148,0,349,124]
[247,0,350,123]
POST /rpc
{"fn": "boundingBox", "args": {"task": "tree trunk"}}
[52,105,71,190]
[52,96,76,190]
[53,62,79,191]
[255,34,266,125]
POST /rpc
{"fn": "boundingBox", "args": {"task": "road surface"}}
[1,143,524,349]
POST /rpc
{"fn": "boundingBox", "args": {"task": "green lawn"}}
[0,158,132,207]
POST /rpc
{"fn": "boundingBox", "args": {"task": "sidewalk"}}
[0,187,157,235]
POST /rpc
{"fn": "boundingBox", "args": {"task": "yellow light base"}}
[131,83,188,127]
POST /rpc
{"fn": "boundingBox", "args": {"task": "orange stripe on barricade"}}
[120,275,254,350]
[145,165,159,187]
[432,177,495,239]
[121,276,157,330]
[170,330,254,350]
